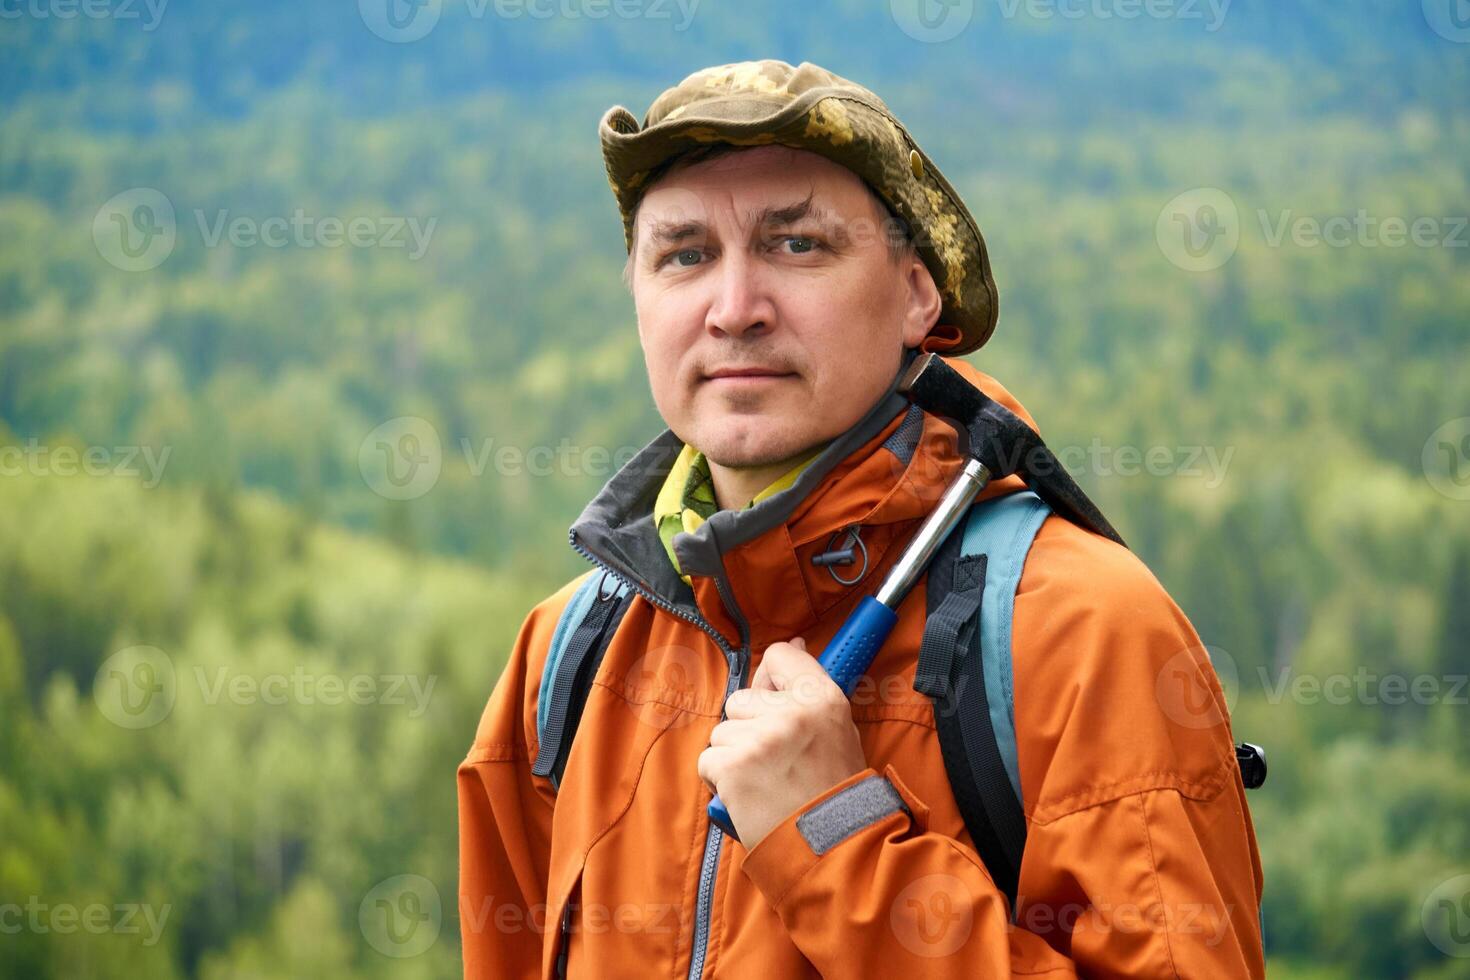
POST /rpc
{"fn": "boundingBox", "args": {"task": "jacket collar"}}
[568,350,1018,651]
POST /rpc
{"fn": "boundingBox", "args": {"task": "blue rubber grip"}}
[817,596,899,696]
[706,596,899,842]
[708,795,737,840]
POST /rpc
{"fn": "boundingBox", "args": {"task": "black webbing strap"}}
[919,526,1027,911]
[954,632,1028,898]
[532,573,634,782]
[914,555,986,698]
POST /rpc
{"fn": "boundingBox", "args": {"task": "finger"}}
[707,718,758,747]
[749,654,773,692]
[752,639,804,691]
[724,687,785,719]
[696,744,737,793]
[758,638,826,692]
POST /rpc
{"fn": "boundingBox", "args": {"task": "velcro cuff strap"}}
[795,775,909,855]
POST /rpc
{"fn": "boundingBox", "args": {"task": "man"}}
[459,60,1264,978]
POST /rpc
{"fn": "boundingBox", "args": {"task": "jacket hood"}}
[569,350,1037,652]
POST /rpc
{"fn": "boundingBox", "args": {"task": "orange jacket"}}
[458,357,1265,978]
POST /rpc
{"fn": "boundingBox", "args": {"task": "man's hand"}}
[696,637,867,850]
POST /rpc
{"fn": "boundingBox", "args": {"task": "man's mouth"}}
[703,366,797,384]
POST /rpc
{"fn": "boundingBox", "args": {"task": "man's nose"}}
[705,251,776,338]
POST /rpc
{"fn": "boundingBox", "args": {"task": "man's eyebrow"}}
[749,195,834,229]
[641,195,836,249]
[644,218,706,247]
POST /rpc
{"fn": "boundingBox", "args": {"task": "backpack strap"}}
[532,568,633,789]
[917,490,1051,913]
[919,488,1268,915]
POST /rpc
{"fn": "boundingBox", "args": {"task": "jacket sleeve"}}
[458,580,582,979]
[738,521,1265,979]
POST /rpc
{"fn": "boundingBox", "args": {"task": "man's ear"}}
[900,252,943,348]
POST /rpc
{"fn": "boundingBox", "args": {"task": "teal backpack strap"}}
[961,490,1051,804]
[915,489,1051,912]
[532,568,632,789]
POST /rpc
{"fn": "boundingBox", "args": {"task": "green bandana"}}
[654,443,826,585]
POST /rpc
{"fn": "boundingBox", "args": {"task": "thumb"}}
[749,655,771,691]
[754,638,815,692]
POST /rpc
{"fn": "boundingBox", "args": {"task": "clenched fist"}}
[696,637,868,850]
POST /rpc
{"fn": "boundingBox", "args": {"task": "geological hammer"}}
[707,353,999,842]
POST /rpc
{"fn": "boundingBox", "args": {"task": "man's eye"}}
[780,235,819,254]
[671,248,704,267]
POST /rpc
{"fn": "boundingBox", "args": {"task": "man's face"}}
[628,145,940,469]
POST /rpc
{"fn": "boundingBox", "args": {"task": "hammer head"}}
[897,352,1127,547]
[897,352,991,443]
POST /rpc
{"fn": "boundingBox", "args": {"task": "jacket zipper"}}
[567,529,748,980]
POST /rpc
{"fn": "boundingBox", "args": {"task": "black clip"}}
[811,548,856,567]
[1235,742,1267,789]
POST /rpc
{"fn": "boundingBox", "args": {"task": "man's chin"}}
[694,425,828,470]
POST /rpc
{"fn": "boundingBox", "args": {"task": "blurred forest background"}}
[2,0,1468,976]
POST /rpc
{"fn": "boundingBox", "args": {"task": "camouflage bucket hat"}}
[600,59,999,354]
